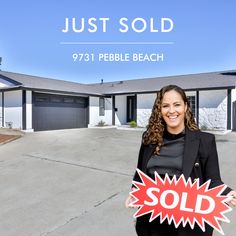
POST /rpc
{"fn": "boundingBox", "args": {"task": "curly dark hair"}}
[143,85,199,154]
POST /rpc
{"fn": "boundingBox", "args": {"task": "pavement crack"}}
[25,154,132,177]
[39,192,120,236]
[94,192,119,207]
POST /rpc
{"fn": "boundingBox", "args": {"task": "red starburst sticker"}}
[130,169,232,235]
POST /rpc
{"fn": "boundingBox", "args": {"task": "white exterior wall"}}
[231,88,236,130]
[0,79,15,127]
[199,90,227,130]
[104,97,112,125]
[4,90,22,129]
[89,97,112,126]
[0,92,2,126]
[232,88,236,102]
[115,95,127,125]
[137,93,156,127]
[26,90,33,130]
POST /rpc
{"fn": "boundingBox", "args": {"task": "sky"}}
[0,0,236,84]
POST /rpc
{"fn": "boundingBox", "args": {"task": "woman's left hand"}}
[227,191,236,206]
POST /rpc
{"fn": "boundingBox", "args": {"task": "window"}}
[35,96,49,102]
[63,97,74,103]
[187,96,196,118]
[50,96,62,103]
[99,97,105,116]
[75,98,85,104]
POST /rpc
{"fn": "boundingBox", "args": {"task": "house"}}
[0,70,236,132]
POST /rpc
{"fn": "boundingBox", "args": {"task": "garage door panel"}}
[34,102,86,109]
[33,93,88,131]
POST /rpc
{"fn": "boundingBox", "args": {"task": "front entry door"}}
[127,95,136,122]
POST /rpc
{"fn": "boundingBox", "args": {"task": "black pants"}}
[148,226,178,236]
[136,215,178,236]
[135,215,213,236]
[149,231,178,236]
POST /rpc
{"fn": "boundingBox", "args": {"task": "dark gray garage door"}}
[32,92,89,131]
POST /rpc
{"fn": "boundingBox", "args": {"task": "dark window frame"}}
[187,95,196,118]
[99,97,105,116]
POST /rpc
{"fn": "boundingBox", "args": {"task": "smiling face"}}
[161,90,187,134]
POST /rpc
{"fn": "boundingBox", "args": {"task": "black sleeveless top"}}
[147,130,185,179]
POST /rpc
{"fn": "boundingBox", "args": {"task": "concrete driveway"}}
[0,128,235,236]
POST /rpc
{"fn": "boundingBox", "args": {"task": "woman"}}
[125,85,236,236]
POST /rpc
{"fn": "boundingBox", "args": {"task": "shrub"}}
[97,120,106,127]
[129,120,137,128]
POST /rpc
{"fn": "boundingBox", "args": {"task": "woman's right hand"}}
[227,191,236,206]
[125,188,139,208]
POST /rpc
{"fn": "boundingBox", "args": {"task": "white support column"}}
[25,90,34,132]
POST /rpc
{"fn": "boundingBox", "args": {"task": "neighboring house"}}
[0,70,236,132]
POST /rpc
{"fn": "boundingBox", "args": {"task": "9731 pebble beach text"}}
[72,53,164,62]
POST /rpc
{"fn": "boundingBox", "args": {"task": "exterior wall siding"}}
[0,92,2,126]
[89,97,112,126]
[199,90,227,130]
[104,97,112,125]
[137,93,155,127]
[232,88,236,102]
[115,95,127,125]
[232,88,236,131]
[4,90,22,129]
